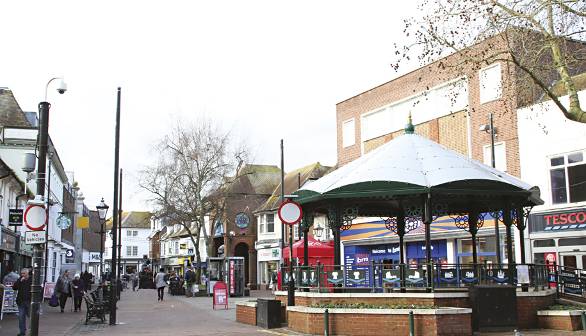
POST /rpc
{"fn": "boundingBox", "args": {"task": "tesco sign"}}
[529,208,586,233]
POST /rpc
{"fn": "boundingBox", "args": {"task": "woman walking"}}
[154,268,167,301]
[71,273,85,312]
[55,270,72,313]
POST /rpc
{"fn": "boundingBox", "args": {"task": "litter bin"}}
[256,298,281,329]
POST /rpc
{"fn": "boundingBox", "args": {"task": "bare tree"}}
[139,118,248,282]
[394,0,586,122]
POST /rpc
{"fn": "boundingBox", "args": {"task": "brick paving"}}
[2,288,586,335]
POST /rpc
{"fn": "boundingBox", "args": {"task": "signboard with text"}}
[8,209,23,226]
[212,281,228,310]
[25,230,46,244]
[529,208,586,233]
[1,288,18,320]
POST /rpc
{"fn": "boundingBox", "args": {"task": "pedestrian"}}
[82,270,92,291]
[55,270,72,313]
[12,268,31,336]
[71,273,85,312]
[130,272,138,291]
[154,268,167,301]
[185,267,195,297]
[2,266,19,286]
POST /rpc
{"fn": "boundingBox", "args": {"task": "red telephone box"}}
[213,281,228,310]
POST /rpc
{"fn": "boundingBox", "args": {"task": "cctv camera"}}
[479,124,490,132]
[57,79,67,94]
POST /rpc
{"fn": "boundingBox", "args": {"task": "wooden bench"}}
[83,292,106,324]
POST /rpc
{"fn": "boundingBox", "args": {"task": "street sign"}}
[56,214,72,229]
[65,249,75,263]
[278,199,303,226]
[8,209,23,226]
[24,204,47,231]
[25,230,46,244]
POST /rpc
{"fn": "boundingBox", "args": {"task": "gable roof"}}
[0,88,33,127]
[106,211,153,229]
[255,162,333,213]
[226,164,282,195]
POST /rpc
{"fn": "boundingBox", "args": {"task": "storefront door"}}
[560,252,586,270]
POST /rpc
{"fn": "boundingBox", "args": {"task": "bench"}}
[84,292,106,324]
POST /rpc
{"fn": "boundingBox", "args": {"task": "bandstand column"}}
[468,211,479,265]
[515,207,526,264]
[397,212,406,292]
[423,194,432,292]
[502,205,515,285]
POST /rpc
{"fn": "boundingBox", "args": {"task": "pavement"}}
[2,289,586,335]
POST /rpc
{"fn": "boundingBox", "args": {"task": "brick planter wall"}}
[516,291,556,329]
[236,302,257,326]
[537,311,585,331]
[287,307,472,336]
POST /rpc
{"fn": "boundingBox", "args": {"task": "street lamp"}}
[30,77,67,336]
[96,198,109,280]
[480,113,502,266]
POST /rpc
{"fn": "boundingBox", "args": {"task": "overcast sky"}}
[2,1,421,211]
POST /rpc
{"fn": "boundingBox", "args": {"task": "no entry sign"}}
[278,199,303,226]
[24,204,47,231]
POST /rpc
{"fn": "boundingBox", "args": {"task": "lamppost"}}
[109,87,122,325]
[480,113,501,265]
[96,198,109,280]
[30,77,67,336]
[312,225,324,240]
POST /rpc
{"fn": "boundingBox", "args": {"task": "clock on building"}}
[235,212,250,229]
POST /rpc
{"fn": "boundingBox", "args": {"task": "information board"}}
[213,281,228,310]
[1,288,19,320]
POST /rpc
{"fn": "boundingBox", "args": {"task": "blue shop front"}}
[343,240,448,287]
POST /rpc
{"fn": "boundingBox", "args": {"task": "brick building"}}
[335,33,586,266]
[211,164,281,289]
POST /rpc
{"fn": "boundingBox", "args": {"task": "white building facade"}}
[517,89,586,268]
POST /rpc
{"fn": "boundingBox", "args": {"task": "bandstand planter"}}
[286,306,472,336]
[537,309,586,331]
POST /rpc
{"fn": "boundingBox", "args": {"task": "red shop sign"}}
[213,281,228,310]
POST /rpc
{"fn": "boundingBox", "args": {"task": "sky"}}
[2,1,421,211]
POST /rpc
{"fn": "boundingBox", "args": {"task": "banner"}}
[77,216,89,229]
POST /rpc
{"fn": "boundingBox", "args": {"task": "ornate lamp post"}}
[96,198,109,279]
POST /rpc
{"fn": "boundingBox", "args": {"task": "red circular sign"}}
[24,204,47,231]
[278,200,303,226]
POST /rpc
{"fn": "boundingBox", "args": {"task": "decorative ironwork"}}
[491,210,503,224]
[476,212,485,229]
[327,207,339,230]
[451,213,469,230]
[340,206,358,231]
[405,205,423,218]
[382,217,398,233]
[405,216,422,232]
[432,202,448,221]
[300,212,314,231]
[511,209,519,227]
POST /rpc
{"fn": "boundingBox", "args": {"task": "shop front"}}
[0,228,18,279]
[530,207,586,269]
[257,245,280,289]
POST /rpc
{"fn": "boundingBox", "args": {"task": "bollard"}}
[324,309,330,336]
[409,310,415,336]
[582,311,586,330]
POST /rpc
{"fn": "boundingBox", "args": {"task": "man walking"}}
[55,270,72,313]
[12,268,31,336]
[154,268,167,301]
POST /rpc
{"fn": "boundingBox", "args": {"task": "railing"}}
[281,262,564,293]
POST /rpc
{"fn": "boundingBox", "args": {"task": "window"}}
[342,119,355,147]
[126,246,138,256]
[550,151,586,204]
[483,142,507,172]
[533,239,555,248]
[259,215,265,234]
[175,242,179,255]
[127,230,138,237]
[267,214,275,233]
[559,237,586,246]
[479,63,502,103]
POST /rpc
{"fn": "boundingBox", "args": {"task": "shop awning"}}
[283,236,334,260]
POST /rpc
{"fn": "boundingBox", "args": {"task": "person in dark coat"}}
[55,270,72,313]
[12,268,31,336]
[71,273,85,312]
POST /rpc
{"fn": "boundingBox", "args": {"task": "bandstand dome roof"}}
[296,132,543,207]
